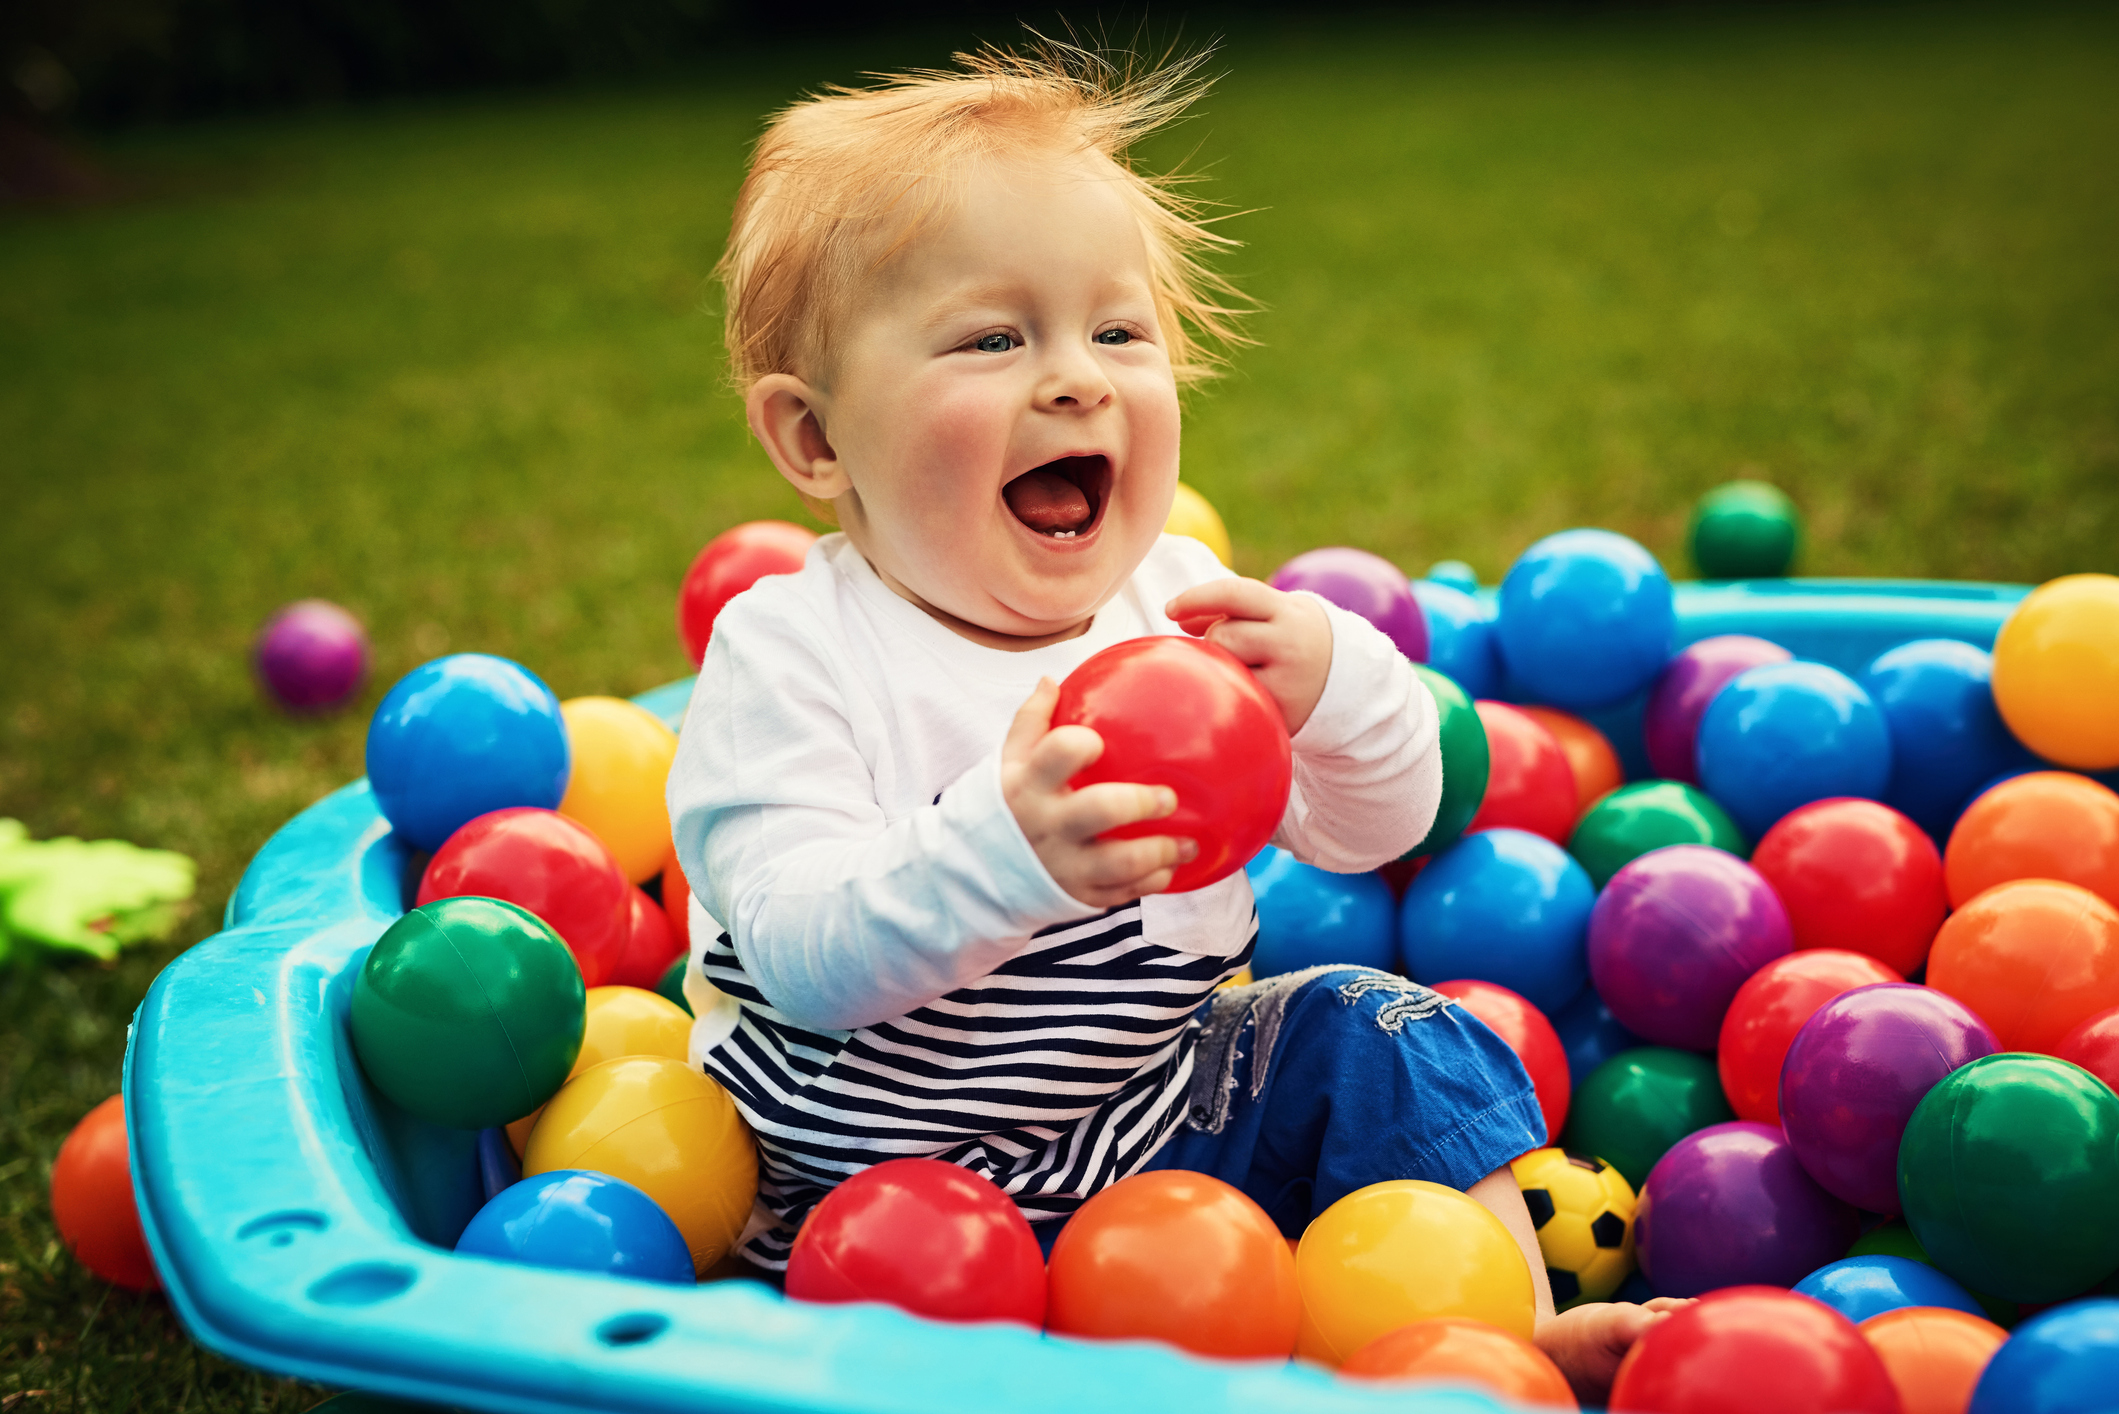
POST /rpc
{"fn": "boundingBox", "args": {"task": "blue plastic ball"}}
[1861,640,2029,841]
[1425,560,1480,594]
[1552,985,1645,1085]
[476,1126,521,1202]
[1792,1254,1987,1324]
[1970,1298,2119,1414]
[1496,529,1675,711]
[366,654,570,850]
[456,1170,692,1283]
[1399,828,1595,1014]
[1695,661,1892,841]
[1410,581,1502,699]
[1244,848,1397,978]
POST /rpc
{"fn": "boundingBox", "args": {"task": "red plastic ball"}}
[661,853,694,957]
[1466,702,1578,844]
[785,1158,1045,1325]
[600,887,683,990]
[1609,1286,1901,1414]
[677,521,817,667]
[1053,636,1292,893]
[50,1095,158,1292]
[1750,798,1948,975]
[417,807,631,986]
[1046,1170,1300,1359]
[2056,1005,2119,1091]
[1716,950,1903,1125]
[1431,979,1572,1140]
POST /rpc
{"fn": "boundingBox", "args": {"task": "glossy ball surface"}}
[505,983,693,1155]
[1608,1285,1899,1414]
[351,896,585,1130]
[1635,1122,1858,1296]
[1047,1170,1297,1357]
[2054,1005,2119,1095]
[1270,547,1428,663]
[660,852,694,958]
[1246,847,1397,977]
[1561,1048,1733,1192]
[366,654,570,850]
[1411,580,1502,699]
[1163,482,1232,566]
[604,887,682,992]
[1899,1055,2119,1304]
[1794,1255,1986,1323]
[1433,979,1571,1141]
[557,697,678,884]
[1425,560,1480,593]
[1716,949,1903,1126]
[457,1170,692,1283]
[1403,665,1490,858]
[255,599,367,713]
[1860,1306,2008,1414]
[1688,481,1801,579]
[50,1095,156,1292]
[1587,845,1791,1052]
[1467,701,1579,842]
[1400,828,1594,1015]
[1340,1317,1577,1407]
[1752,797,1949,974]
[1945,771,2119,911]
[1643,635,1793,783]
[1497,529,1676,711]
[1925,879,2119,1053]
[417,807,632,988]
[676,520,817,667]
[1861,639,2024,840]
[1510,1147,1636,1310]
[1053,635,1292,893]
[1969,1298,2119,1414]
[790,1158,1046,1326]
[1780,983,1997,1212]
[1519,707,1623,818]
[1696,661,1892,841]
[1990,573,2119,770]
[1296,1179,1536,1365]
[1567,780,1748,890]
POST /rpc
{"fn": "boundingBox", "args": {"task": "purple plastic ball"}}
[1636,1120,1860,1296]
[1779,982,1999,1214]
[256,599,368,712]
[1642,635,1792,783]
[1269,547,1428,663]
[1587,844,1792,1051]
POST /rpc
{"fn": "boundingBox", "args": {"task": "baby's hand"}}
[1001,678,1196,909]
[1534,1298,1693,1405]
[1164,579,1332,735]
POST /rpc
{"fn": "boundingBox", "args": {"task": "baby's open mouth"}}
[1003,455,1109,538]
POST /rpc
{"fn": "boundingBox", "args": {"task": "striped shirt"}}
[669,534,1441,1265]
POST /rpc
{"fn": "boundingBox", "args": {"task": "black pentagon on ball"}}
[1548,1267,1581,1304]
[1592,1211,1629,1249]
[1522,1188,1556,1228]
[1565,1152,1607,1174]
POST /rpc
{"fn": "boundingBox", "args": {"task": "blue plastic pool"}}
[123,578,2028,1413]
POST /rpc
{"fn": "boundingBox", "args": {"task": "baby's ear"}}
[748,375,847,502]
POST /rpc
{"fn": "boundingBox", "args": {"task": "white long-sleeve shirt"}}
[665,531,1440,1264]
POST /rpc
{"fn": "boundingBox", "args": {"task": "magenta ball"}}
[1779,983,1999,1214]
[1269,547,1428,663]
[1642,635,1793,782]
[1587,844,1792,1051]
[256,599,368,712]
[1635,1120,1860,1296]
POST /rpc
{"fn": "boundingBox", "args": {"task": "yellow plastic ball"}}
[1164,482,1233,567]
[523,1055,756,1275]
[1993,574,2119,770]
[559,696,680,883]
[1295,1179,1535,1366]
[507,985,693,1155]
[1510,1146,1637,1309]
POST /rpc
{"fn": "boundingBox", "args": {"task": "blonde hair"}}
[716,37,1250,416]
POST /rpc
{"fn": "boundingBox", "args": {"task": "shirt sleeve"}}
[666,597,1089,1034]
[1270,595,1444,872]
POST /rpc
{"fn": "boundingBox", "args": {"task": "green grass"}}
[2,4,2115,1408]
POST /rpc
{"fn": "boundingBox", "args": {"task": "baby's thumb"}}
[1002,677,1061,761]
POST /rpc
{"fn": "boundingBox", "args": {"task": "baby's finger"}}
[1025,723,1105,793]
[1173,612,1226,638]
[1200,614,1281,667]
[1063,780,1178,839]
[1166,576,1282,626]
[1079,834,1194,890]
[1002,678,1061,763]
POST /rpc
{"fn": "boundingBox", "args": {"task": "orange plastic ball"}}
[1519,707,1624,820]
[1945,771,2119,911]
[1046,1170,1300,1359]
[1858,1306,2007,1414]
[662,852,694,956]
[1341,1317,1578,1408]
[1926,878,2119,1053]
[50,1095,157,1292]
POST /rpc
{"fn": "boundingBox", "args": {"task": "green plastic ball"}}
[1402,664,1491,860]
[1561,1047,1734,1191]
[656,954,694,1017]
[1846,1220,2020,1327]
[1688,480,1801,579]
[1899,1053,2119,1304]
[350,896,585,1130]
[1566,780,1749,889]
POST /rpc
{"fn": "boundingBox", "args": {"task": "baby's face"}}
[821,153,1182,640]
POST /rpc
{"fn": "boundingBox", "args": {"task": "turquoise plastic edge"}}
[124,578,2030,1412]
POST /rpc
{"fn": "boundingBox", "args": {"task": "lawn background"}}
[3,3,2116,1408]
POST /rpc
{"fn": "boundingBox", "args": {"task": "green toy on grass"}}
[0,819,196,965]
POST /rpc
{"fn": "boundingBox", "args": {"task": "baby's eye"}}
[1094,328,1134,345]
[971,332,1018,354]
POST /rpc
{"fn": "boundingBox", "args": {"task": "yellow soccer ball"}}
[1164,482,1233,567]
[1510,1146,1637,1309]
